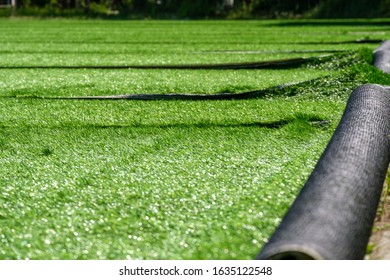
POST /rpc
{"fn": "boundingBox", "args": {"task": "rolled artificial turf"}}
[257,84,390,259]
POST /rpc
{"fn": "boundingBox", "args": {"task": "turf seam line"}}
[6,76,327,101]
[2,38,380,46]
[0,56,333,70]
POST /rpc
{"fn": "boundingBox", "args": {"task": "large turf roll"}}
[257,84,390,260]
[373,40,390,74]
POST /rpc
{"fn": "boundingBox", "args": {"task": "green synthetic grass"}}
[0,99,340,259]
[0,19,390,260]
[0,19,384,66]
[0,68,331,97]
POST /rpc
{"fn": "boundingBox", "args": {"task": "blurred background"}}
[1,0,389,19]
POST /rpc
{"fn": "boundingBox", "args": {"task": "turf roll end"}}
[373,40,390,74]
[257,84,390,260]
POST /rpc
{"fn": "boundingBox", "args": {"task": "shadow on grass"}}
[83,120,292,130]
[56,114,329,130]
[0,57,313,70]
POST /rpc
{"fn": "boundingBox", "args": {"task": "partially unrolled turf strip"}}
[374,40,390,74]
[257,84,390,260]
[0,57,313,70]
[0,96,342,259]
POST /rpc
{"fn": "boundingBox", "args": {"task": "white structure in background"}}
[223,0,234,8]
[0,0,15,8]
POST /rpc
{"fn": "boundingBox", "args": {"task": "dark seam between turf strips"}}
[0,56,331,70]
[194,50,346,54]
[0,119,330,130]
[257,40,390,260]
[0,50,345,55]
[5,38,378,45]
[293,39,384,44]
[6,76,326,101]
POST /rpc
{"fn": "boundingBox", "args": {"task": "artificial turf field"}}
[0,19,390,259]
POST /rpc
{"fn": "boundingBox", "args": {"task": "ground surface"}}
[368,171,390,260]
[0,19,390,260]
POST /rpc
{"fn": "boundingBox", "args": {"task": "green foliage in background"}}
[2,0,390,18]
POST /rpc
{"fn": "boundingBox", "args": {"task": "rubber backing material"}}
[257,84,390,260]
[373,40,390,74]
